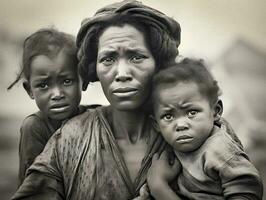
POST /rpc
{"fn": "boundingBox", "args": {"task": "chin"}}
[113,101,143,111]
[48,112,71,121]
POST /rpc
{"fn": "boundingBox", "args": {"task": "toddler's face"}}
[27,49,81,121]
[153,81,215,153]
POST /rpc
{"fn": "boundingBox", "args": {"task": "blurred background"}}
[0,0,265,199]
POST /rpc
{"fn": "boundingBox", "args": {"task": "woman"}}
[12,1,181,199]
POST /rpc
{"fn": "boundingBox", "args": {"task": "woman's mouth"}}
[112,87,138,98]
[175,135,193,144]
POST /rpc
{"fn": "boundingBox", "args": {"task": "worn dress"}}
[13,106,166,200]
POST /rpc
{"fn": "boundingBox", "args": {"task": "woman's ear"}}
[23,81,34,99]
[150,115,160,132]
[213,99,223,122]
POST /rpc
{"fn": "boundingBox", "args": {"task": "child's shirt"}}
[18,105,99,185]
[174,126,263,200]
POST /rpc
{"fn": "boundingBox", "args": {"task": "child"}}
[8,28,90,185]
[147,58,263,200]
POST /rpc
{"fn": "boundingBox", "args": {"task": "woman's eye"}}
[64,79,73,86]
[162,114,174,121]
[100,57,115,66]
[187,110,198,118]
[130,55,146,63]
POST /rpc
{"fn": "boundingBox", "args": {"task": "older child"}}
[8,28,89,185]
[147,58,263,200]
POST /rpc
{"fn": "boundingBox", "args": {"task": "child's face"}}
[153,81,215,153]
[26,50,82,121]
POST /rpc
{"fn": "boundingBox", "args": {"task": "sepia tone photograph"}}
[0,0,265,199]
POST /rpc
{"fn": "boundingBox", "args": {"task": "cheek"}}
[159,123,173,139]
[33,94,48,110]
[137,70,155,93]
[96,64,112,88]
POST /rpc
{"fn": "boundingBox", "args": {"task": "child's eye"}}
[63,79,73,86]
[38,83,48,89]
[162,114,174,122]
[187,110,198,118]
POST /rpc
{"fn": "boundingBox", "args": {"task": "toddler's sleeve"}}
[220,152,263,200]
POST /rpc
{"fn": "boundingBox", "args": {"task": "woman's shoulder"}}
[57,105,107,139]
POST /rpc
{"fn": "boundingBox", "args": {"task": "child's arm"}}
[147,151,182,200]
[18,116,49,185]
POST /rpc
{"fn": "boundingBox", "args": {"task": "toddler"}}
[147,58,263,200]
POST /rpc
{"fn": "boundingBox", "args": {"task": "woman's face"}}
[96,24,156,111]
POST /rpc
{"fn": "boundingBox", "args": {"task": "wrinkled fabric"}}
[175,127,263,200]
[18,111,58,186]
[77,0,180,48]
[12,106,166,200]
[18,105,98,186]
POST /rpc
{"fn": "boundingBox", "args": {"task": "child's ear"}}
[213,99,223,122]
[23,81,34,99]
[150,115,160,132]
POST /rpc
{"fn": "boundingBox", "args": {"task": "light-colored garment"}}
[175,127,263,200]
[13,106,166,200]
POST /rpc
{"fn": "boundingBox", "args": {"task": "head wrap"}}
[76,0,181,89]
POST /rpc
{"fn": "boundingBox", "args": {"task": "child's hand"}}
[132,183,150,200]
[147,151,181,188]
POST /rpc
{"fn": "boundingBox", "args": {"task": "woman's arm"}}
[147,151,183,200]
[12,172,64,200]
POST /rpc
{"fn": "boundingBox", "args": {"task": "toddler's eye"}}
[162,114,174,121]
[38,83,48,89]
[64,79,73,86]
[187,110,198,118]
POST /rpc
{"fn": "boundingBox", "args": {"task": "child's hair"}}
[8,28,78,89]
[152,58,221,106]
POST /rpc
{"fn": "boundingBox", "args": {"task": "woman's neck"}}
[111,107,148,144]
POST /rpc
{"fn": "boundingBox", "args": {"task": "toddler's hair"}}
[152,58,221,106]
[8,28,78,89]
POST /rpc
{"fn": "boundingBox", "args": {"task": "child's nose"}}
[51,86,64,100]
[175,118,189,131]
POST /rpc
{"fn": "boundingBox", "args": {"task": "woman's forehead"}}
[98,25,148,53]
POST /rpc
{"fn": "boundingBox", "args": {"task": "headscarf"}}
[76,0,181,90]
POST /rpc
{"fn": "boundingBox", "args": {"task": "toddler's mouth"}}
[176,135,193,144]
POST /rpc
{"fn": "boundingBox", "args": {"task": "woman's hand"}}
[147,151,181,199]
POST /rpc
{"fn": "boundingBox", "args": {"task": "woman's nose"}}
[51,86,64,100]
[115,60,132,82]
[175,117,189,131]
